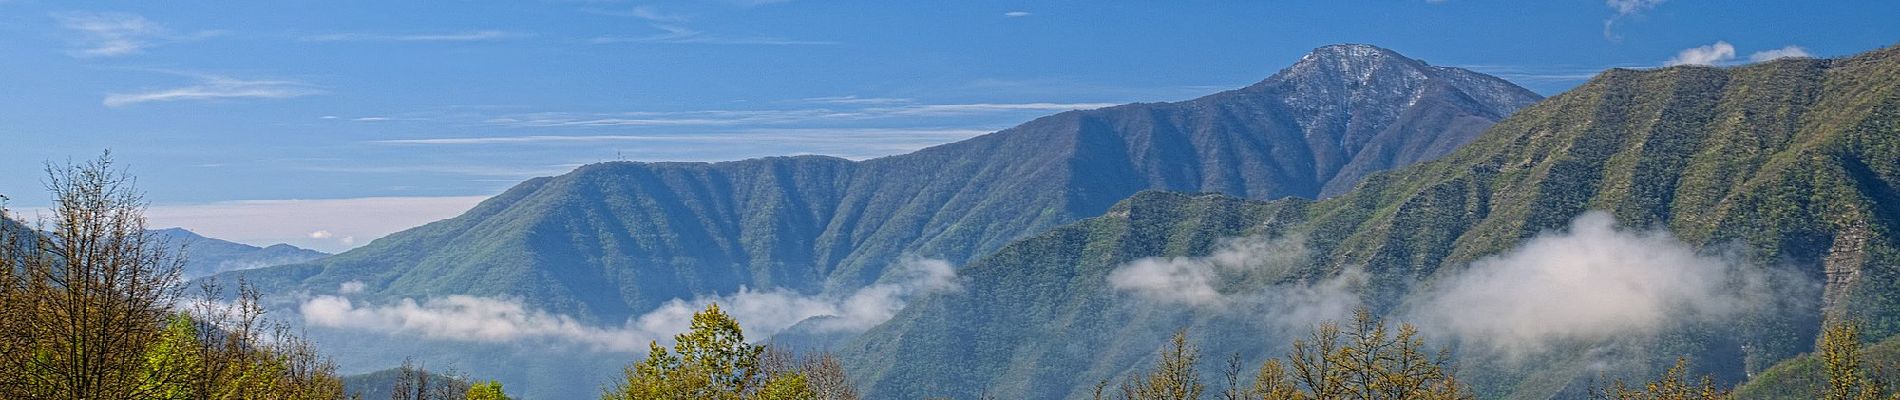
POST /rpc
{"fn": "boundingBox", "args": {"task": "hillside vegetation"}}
[842,44,1900,399]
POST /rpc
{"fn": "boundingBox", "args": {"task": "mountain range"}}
[208,43,1900,400]
[220,44,1540,325]
[149,228,329,279]
[839,44,1900,399]
[208,44,1542,400]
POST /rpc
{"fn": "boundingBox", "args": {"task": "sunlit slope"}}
[843,44,1900,399]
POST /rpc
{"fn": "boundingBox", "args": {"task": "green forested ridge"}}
[215,44,1540,325]
[840,44,1900,399]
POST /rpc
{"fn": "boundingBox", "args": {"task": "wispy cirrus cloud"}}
[586,4,823,45]
[796,95,915,105]
[103,73,322,107]
[590,24,835,45]
[583,5,689,23]
[301,30,523,42]
[1004,11,1032,17]
[370,128,996,161]
[54,12,221,57]
[373,128,992,146]
[483,102,1115,127]
[291,163,581,179]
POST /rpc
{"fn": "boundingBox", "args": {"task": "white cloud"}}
[1663,41,1736,66]
[616,256,960,336]
[301,294,656,352]
[812,257,961,332]
[1103,212,1814,358]
[53,12,219,57]
[1109,235,1310,307]
[297,257,960,350]
[104,75,322,107]
[143,195,489,253]
[1749,45,1813,62]
[1107,234,1365,331]
[338,281,366,295]
[1602,0,1666,41]
[1406,212,1813,356]
[1004,11,1032,17]
[301,30,521,42]
[1606,0,1665,15]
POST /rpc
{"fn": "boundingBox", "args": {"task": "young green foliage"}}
[603,303,836,400]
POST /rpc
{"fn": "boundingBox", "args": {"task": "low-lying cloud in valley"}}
[1108,234,1311,307]
[1106,211,1816,357]
[1406,212,1813,355]
[297,257,961,352]
[1108,234,1365,331]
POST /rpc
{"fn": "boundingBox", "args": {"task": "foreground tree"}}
[604,303,841,400]
[0,153,347,399]
[464,380,511,400]
[389,358,469,400]
[1818,322,1898,400]
[0,154,186,399]
[1591,358,1726,400]
[1255,309,1468,400]
[1097,309,1468,400]
[1105,331,1204,400]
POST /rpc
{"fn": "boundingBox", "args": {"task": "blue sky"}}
[2,0,1896,252]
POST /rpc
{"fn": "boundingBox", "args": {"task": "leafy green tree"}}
[465,380,510,400]
[603,303,826,400]
[139,316,203,400]
[753,373,817,400]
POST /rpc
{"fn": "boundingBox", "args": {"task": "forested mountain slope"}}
[841,44,1900,399]
[222,44,1539,323]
